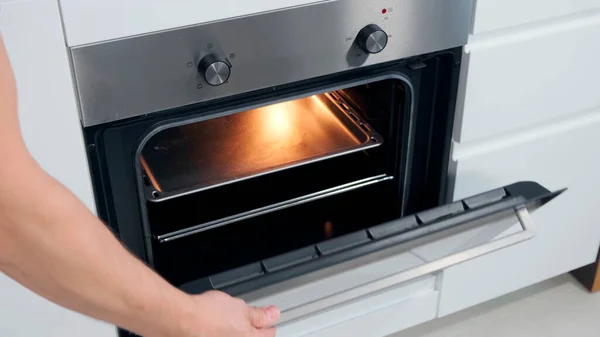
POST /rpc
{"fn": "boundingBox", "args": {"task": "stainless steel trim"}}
[451,50,471,144]
[158,174,394,242]
[275,206,534,325]
[70,0,473,126]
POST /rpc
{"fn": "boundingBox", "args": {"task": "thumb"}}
[248,305,280,328]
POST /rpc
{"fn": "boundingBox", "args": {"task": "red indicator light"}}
[382,8,387,14]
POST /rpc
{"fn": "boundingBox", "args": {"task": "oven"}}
[70,0,565,335]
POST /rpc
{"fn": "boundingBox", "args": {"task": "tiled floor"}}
[391,274,600,337]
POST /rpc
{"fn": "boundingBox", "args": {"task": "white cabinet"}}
[0,275,116,337]
[458,13,600,143]
[0,0,113,336]
[439,113,600,316]
[58,0,323,46]
[444,5,600,316]
[298,290,439,337]
[277,277,439,337]
[472,0,600,34]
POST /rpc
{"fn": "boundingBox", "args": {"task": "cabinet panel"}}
[277,277,438,337]
[299,292,439,337]
[59,0,323,46]
[458,18,600,142]
[472,0,600,34]
[440,117,600,316]
[0,275,116,337]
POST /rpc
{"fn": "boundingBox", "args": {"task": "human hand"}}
[172,290,280,337]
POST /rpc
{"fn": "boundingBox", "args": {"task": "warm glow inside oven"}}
[137,79,408,287]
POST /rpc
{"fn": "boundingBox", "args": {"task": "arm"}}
[0,36,278,337]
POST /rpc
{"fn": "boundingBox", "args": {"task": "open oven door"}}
[180,181,564,332]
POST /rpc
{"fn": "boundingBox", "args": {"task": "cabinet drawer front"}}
[472,0,600,34]
[298,292,438,337]
[458,17,600,143]
[276,277,438,337]
[440,117,600,316]
[59,0,323,46]
[284,291,440,337]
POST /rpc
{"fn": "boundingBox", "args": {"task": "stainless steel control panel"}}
[71,0,473,126]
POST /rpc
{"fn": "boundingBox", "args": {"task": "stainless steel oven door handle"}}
[277,205,535,325]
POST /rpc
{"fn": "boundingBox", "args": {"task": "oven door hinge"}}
[407,61,427,70]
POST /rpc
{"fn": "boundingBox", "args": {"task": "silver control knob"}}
[356,24,388,54]
[198,54,232,86]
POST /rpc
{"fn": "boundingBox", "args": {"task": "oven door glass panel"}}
[176,181,564,320]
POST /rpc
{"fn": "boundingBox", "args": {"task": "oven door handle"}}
[277,205,535,325]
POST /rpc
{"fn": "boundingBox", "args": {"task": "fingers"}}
[248,305,280,329]
[252,327,277,337]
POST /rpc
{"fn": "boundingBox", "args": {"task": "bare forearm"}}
[0,163,195,337]
[0,35,279,337]
[0,35,194,336]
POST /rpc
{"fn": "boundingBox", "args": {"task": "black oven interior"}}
[145,78,405,287]
[84,48,461,293]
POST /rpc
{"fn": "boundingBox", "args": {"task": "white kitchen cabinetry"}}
[471,0,600,34]
[0,0,112,336]
[458,12,600,143]
[58,0,323,46]
[440,4,600,316]
[277,277,439,337]
[440,111,600,316]
[298,290,439,337]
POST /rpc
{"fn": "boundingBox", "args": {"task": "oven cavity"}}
[138,80,407,286]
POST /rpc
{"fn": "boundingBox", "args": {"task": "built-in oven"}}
[70,0,564,335]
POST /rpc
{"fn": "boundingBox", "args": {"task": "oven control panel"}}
[198,24,388,88]
[70,0,473,126]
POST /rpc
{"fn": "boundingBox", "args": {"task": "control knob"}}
[198,53,232,86]
[356,24,388,54]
